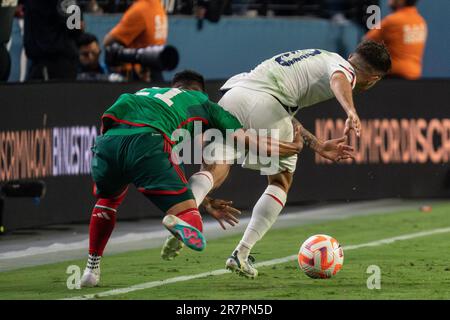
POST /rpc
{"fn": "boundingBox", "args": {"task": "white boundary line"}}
[64,226,450,300]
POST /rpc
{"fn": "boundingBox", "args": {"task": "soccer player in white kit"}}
[163,40,392,278]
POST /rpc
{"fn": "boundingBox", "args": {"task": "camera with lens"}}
[105,42,179,71]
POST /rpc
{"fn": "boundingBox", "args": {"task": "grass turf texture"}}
[1,202,449,300]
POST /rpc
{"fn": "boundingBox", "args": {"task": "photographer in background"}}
[76,33,109,80]
[103,0,168,82]
[23,0,83,81]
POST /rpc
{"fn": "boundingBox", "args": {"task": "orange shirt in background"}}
[366,6,427,80]
[110,0,168,48]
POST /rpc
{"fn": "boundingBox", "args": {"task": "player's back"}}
[102,87,242,141]
[221,49,356,109]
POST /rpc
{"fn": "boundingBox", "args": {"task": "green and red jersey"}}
[101,87,243,141]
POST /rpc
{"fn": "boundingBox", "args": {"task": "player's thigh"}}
[218,87,260,129]
[239,91,298,174]
[128,134,195,213]
[247,94,294,141]
[91,135,128,198]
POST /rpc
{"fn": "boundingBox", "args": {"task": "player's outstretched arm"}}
[330,72,362,137]
[295,120,355,162]
[231,129,303,157]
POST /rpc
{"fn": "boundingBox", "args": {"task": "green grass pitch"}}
[1,202,450,300]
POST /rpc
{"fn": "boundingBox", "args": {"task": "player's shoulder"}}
[321,51,353,69]
[321,50,347,62]
[182,89,209,102]
[135,87,167,95]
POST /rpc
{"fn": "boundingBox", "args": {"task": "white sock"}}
[189,171,214,206]
[236,185,287,259]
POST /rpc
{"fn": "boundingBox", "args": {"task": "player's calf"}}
[82,190,127,287]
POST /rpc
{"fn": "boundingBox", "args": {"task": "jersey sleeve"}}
[205,101,243,133]
[109,2,146,46]
[326,56,357,89]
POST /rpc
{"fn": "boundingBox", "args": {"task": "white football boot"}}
[225,250,258,279]
[161,235,185,261]
[80,267,100,287]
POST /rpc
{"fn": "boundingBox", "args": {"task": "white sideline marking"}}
[0,231,166,260]
[64,226,450,300]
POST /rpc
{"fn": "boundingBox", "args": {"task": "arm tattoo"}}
[299,125,320,151]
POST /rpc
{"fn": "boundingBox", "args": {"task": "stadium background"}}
[1,0,449,232]
[6,1,450,81]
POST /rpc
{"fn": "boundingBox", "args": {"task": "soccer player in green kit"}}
[80,70,305,287]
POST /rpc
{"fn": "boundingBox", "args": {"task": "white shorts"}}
[209,86,298,175]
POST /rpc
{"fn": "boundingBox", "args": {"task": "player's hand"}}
[344,112,361,138]
[317,136,355,163]
[203,197,241,230]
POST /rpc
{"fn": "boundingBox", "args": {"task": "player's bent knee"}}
[268,171,293,193]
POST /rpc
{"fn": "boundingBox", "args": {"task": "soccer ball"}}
[298,234,344,279]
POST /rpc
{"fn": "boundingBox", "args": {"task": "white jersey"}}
[221,49,356,109]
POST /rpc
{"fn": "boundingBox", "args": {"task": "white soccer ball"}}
[298,234,344,279]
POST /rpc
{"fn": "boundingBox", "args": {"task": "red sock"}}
[89,189,127,256]
[176,208,203,232]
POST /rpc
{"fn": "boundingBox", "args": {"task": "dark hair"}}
[172,70,205,91]
[355,40,392,74]
[405,0,419,6]
[77,33,99,48]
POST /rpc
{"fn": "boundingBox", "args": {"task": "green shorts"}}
[91,126,194,212]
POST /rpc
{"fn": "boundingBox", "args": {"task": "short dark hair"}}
[355,40,392,74]
[405,0,419,6]
[77,33,99,48]
[172,70,205,91]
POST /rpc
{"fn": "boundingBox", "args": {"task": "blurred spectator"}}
[0,0,17,81]
[103,0,168,81]
[23,0,83,81]
[85,0,104,14]
[76,33,109,80]
[195,1,231,29]
[365,0,427,80]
